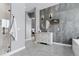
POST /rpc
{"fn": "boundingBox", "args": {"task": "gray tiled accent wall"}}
[40,3,79,44]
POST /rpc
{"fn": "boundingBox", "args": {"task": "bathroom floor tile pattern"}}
[12,40,74,56]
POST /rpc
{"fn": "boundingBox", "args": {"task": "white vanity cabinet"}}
[72,39,79,56]
[35,32,53,45]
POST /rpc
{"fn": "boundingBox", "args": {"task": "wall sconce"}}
[49,13,53,19]
[41,15,44,20]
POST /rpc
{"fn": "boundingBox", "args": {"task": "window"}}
[2,19,9,28]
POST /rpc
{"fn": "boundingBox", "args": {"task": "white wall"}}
[11,3,25,51]
[25,13,32,41]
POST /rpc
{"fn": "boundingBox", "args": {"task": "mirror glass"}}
[0,3,11,55]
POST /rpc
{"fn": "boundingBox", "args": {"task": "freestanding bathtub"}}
[72,39,79,56]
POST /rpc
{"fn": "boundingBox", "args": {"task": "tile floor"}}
[12,40,74,56]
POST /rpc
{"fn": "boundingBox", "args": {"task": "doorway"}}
[25,8,36,41]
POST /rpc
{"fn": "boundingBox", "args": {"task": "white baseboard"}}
[53,42,72,47]
[26,39,72,47]
[2,46,25,56]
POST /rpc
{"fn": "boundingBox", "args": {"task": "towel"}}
[10,18,17,41]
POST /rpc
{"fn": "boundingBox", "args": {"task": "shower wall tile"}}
[40,3,79,44]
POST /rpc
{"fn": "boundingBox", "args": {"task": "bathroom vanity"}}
[72,39,79,56]
[35,32,53,45]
